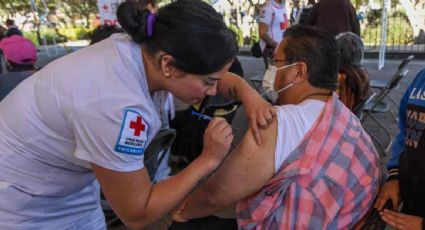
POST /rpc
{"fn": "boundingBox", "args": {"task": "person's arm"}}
[173,118,277,220]
[258,6,277,48]
[218,72,276,145]
[387,72,419,179]
[93,117,233,230]
[259,22,277,48]
[375,71,425,211]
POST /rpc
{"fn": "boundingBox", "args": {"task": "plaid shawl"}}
[237,94,380,230]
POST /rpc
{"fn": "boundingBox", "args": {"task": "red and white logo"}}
[115,109,149,155]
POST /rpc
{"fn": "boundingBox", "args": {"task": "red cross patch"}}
[115,109,149,155]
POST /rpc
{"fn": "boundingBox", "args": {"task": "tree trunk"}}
[399,0,425,43]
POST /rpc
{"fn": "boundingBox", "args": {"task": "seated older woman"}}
[336,32,371,114]
[172,25,380,229]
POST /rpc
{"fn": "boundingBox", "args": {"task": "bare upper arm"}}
[91,164,151,226]
[259,22,269,37]
[199,118,278,205]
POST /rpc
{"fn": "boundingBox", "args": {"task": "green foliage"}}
[23,29,61,46]
[23,26,90,46]
[228,24,244,46]
[249,24,259,44]
[366,9,382,27]
[362,7,414,45]
[58,26,90,40]
[23,32,39,45]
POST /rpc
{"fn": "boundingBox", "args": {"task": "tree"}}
[399,0,425,43]
[59,0,97,28]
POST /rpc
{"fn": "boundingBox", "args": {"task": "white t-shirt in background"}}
[259,0,289,51]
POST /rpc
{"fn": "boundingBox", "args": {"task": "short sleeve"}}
[70,98,155,172]
[259,5,274,25]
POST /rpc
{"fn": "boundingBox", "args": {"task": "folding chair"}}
[369,55,415,121]
[361,56,413,155]
[353,92,389,154]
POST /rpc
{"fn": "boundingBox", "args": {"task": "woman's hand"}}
[244,93,276,145]
[200,117,233,167]
[374,179,400,211]
[380,209,423,230]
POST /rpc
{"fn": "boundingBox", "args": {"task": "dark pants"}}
[399,149,425,217]
[262,46,274,69]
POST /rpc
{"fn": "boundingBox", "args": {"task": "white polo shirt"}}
[259,0,289,51]
[0,34,173,228]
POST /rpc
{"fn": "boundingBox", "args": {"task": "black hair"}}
[117,0,237,75]
[5,19,14,26]
[125,0,157,10]
[282,25,339,90]
[89,25,123,45]
[138,0,156,8]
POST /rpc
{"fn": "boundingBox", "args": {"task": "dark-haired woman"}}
[0,1,274,229]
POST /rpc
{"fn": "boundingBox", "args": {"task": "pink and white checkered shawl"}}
[237,93,380,230]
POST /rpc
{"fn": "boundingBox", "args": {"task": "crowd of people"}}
[0,0,423,229]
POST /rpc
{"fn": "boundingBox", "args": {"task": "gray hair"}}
[335,32,364,67]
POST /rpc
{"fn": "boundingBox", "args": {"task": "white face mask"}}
[262,63,297,102]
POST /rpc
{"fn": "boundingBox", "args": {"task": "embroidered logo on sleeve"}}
[115,109,149,155]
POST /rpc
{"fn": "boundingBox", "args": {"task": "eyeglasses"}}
[270,59,291,66]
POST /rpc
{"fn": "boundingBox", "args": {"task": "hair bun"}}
[117,2,150,43]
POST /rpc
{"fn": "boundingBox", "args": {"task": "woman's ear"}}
[160,54,184,78]
[160,54,174,78]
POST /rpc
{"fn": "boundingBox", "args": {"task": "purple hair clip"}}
[147,13,155,37]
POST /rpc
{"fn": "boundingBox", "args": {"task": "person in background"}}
[289,0,300,25]
[335,32,371,114]
[172,25,380,229]
[296,0,315,24]
[375,69,425,230]
[306,0,360,36]
[5,19,23,37]
[0,35,37,71]
[258,0,289,69]
[0,32,37,101]
[89,24,123,45]
[0,1,275,229]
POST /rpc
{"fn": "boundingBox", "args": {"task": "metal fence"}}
[361,0,425,53]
